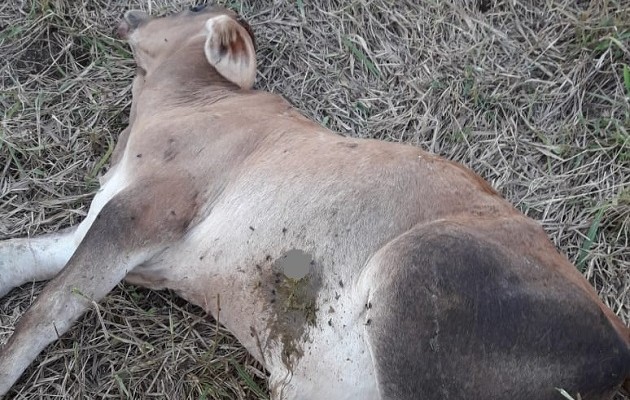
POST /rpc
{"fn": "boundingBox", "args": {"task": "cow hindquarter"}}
[359,219,630,400]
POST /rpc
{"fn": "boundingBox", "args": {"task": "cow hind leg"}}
[361,222,630,400]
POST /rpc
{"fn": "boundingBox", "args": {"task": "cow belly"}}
[266,321,380,400]
[131,226,382,400]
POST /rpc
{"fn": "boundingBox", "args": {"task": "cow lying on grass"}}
[0,4,628,400]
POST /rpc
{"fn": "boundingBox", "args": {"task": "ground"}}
[0,0,629,399]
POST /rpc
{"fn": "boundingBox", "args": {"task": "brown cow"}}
[0,4,628,400]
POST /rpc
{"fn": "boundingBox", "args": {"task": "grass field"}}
[1,0,629,398]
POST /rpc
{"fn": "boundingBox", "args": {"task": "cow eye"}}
[190,4,208,12]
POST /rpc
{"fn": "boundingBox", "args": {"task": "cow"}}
[0,4,628,399]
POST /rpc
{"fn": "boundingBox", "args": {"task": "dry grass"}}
[1,0,629,398]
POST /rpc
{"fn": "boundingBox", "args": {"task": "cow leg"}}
[0,228,77,297]
[0,168,131,298]
[0,178,198,396]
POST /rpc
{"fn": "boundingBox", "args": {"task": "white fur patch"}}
[204,14,232,35]
[0,233,75,297]
[0,163,131,297]
[73,164,129,246]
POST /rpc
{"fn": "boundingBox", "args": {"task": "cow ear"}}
[204,15,256,90]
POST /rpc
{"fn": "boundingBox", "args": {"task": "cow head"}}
[116,3,257,90]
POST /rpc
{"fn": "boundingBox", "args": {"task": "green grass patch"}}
[623,64,630,98]
[229,358,269,399]
[576,205,605,272]
[342,36,380,77]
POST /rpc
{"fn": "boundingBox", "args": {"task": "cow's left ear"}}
[204,15,256,90]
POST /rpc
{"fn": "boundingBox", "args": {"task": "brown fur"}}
[0,5,628,399]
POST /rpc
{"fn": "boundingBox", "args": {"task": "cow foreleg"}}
[0,166,132,298]
[0,179,198,396]
[0,228,78,297]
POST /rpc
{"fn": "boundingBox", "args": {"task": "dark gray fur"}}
[366,223,630,400]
